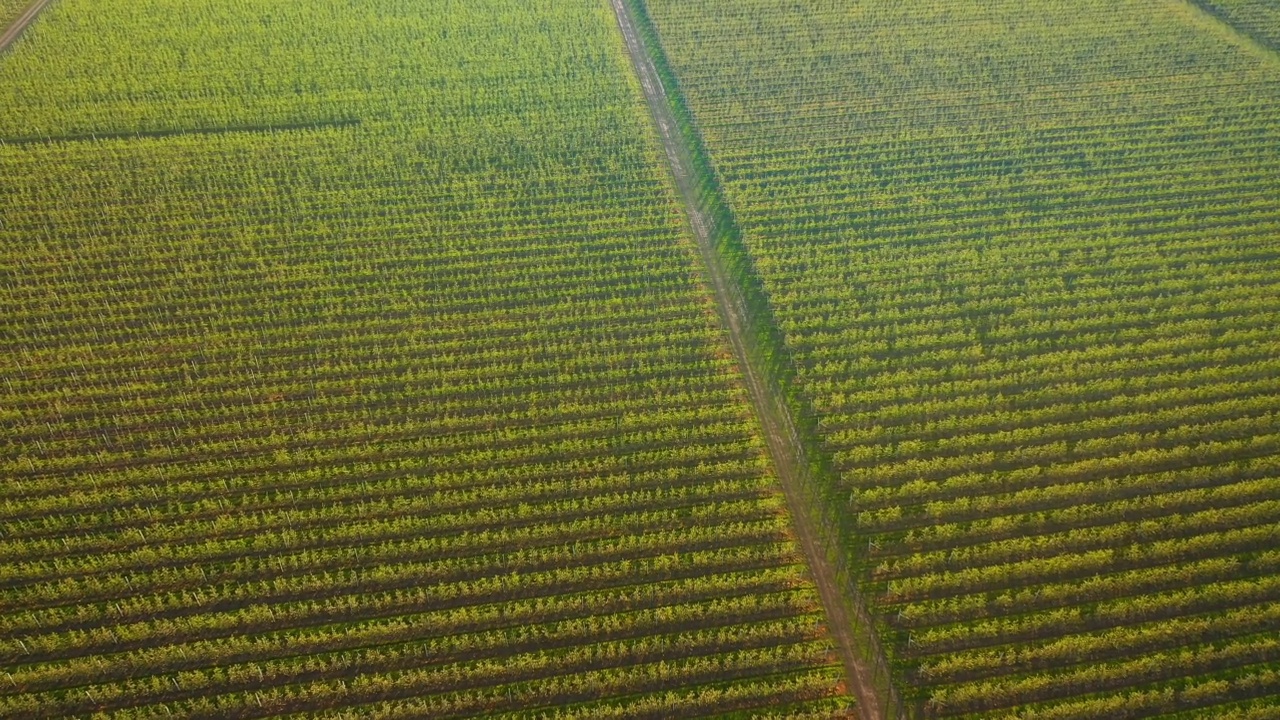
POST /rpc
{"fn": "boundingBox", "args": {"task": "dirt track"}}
[608,1,887,717]
[0,0,55,53]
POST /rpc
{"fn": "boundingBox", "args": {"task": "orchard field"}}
[637,0,1280,716]
[0,0,852,717]
[5,0,1280,718]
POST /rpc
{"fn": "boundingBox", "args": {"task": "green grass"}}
[639,0,1280,716]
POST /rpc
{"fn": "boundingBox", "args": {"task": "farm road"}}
[608,0,888,718]
[0,0,55,53]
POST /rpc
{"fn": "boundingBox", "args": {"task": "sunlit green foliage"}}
[0,0,655,141]
[641,0,1280,716]
[0,0,853,716]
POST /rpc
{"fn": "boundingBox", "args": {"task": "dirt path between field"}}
[608,1,887,718]
[0,0,55,53]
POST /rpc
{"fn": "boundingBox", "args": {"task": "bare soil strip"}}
[0,0,55,54]
[608,0,896,718]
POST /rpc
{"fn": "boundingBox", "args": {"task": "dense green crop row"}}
[0,0,854,717]
[640,0,1280,716]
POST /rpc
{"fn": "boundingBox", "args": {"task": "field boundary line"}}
[607,0,909,718]
[0,0,56,54]
[1172,0,1280,68]
[0,119,363,146]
